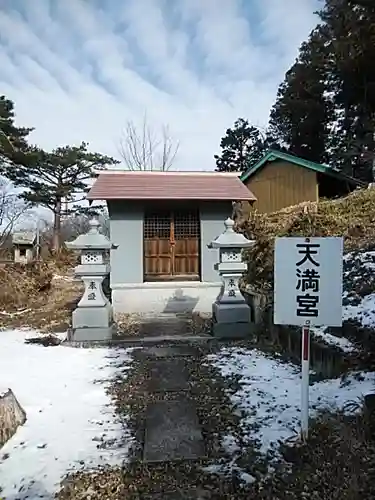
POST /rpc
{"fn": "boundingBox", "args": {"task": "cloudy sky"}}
[0,0,320,171]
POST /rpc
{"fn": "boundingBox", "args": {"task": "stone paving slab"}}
[146,490,211,499]
[138,318,193,337]
[142,345,200,358]
[146,359,190,392]
[143,398,205,462]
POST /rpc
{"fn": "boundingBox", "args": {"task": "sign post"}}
[301,322,310,439]
[274,236,343,441]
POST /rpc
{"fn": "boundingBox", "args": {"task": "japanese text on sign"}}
[274,237,343,327]
[295,242,320,318]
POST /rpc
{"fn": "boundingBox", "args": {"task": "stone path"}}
[114,313,213,346]
[126,316,220,498]
[138,315,197,337]
[58,314,254,499]
[141,345,205,464]
[144,398,205,462]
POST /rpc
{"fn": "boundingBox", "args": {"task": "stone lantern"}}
[66,218,113,341]
[209,217,255,338]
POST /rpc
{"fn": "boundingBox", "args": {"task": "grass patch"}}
[0,269,82,333]
[259,412,375,500]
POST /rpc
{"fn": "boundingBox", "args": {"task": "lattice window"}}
[144,211,171,239]
[82,251,101,264]
[221,250,242,262]
[174,210,200,239]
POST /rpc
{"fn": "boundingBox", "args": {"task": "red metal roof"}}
[87,171,256,201]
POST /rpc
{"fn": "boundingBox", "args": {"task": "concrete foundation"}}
[112,281,222,316]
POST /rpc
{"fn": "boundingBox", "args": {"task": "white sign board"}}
[274,237,343,327]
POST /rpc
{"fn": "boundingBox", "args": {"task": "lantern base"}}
[212,301,255,339]
[69,325,115,342]
[71,303,114,341]
[213,301,251,323]
[211,320,256,339]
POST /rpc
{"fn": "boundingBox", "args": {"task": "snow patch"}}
[0,386,10,397]
[309,249,375,351]
[208,347,375,459]
[52,274,75,282]
[0,308,31,317]
[311,326,357,353]
[343,293,375,329]
[0,329,134,499]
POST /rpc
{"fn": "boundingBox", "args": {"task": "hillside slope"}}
[238,186,375,291]
[238,187,375,358]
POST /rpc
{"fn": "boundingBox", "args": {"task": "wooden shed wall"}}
[244,160,318,213]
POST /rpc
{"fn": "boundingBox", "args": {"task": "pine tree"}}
[214,118,269,172]
[0,96,34,170]
[2,143,119,250]
[269,28,333,165]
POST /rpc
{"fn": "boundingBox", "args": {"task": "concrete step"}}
[64,334,214,348]
[138,317,192,337]
[141,345,200,358]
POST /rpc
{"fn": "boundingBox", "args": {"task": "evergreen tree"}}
[0,96,34,170]
[269,0,375,181]
[2,142,119,250]
[269,28,333,165]
[318,0,375,180]
[214,118,268,172]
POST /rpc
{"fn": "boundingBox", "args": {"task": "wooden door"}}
[143,208,200,281]
[144,210,172,280]
[173,209,200,279]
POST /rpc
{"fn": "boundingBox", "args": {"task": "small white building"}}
[12,231,37,264]
[87,170,256,315]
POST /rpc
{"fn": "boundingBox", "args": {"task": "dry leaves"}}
[237,187,375,291]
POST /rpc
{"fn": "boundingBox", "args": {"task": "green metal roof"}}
[240,149,366,186]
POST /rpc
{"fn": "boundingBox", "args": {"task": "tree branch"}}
[118,114,179,171]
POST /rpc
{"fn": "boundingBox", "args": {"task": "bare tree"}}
[0,177,32,248]
[118,114,179,171]
[39,209,110,253]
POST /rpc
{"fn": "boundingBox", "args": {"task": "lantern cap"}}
[209,217,255,249]
[66,217,111,251]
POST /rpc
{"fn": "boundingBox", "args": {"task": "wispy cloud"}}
[0,0,319,170]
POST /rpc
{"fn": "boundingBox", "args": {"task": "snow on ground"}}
[311,249,375,352]
[52,274,75,282]
[342,249,375,330]
[311,326,357,353]
[207,347,375,461]
[343,293,375,329]
[0,329,134,500]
